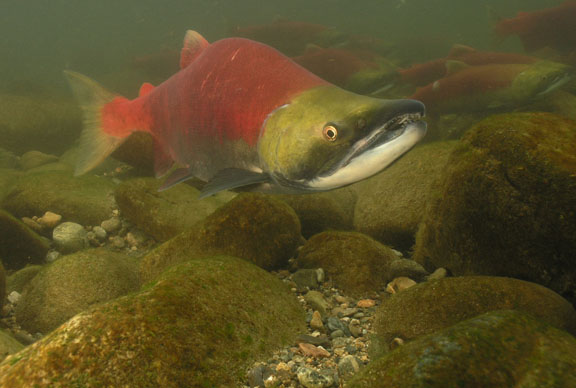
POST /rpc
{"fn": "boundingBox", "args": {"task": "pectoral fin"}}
[158,168,195,191]
[199,168,271,199]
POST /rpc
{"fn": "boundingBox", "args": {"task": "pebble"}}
[110,236,126,249]
[356,299,376,308]
[338,355,361,379]
[388,258,429,281]
[92,226,107,241]
[125,230,146,247]
[310,311,324,331]
[296,334,331,348]
[45,250,60,263]
[298,343,330,358]
[326,317,350,336]
[21,217,42,233]
[52,222,88,253]
[304,291,330,317]
[7,291,21,305]
[428,267,448,281]
[386,277,417,294]
[297,367,335,388]
[37,211,62,229]
[100,217,121,234]
[348,319,362,338]
[293,269,320,290]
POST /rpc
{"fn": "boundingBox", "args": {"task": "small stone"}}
[390,337,405,350]
[92,226,107,241]
[37,211,62,229]
[304,291,331,317]
[296,334,331,347]
[21,217,43,233]
[357,299,376,308]
[19,150,59,170]
[316,268,325,283]
[332,337,348,348]
[125,230,146,247]
[7,291,21,304]
[247,364,273,388]
[326,317,351,336]
[86,231,100,247]
[45,251,60,263]
[276,362,292,380]
[293,269,319,290]
[110,236,126,249]
[310,310,324,331]
[332,307,358,317]
[386,277,417,294]
[330,329,344,339]
[52,222,88,253]
[388,258,429,281]
[298,343,330,358]
[348,319,362,338]
[100,217,121,234]
[428,267,448,281]
[338,355,361,379]
[297,367,335,388]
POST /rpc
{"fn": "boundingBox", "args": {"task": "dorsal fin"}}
[445,60,471,75]
[138,82,155,97]
[180,30,210,69]
[447,44,476,58]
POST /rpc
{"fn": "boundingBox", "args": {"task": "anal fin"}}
[199,168,271,199]
[158,168,195,191]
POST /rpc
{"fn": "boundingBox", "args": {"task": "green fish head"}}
[512,60,573,99]
[258,85,426,192]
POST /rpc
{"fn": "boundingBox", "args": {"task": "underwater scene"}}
[1,0,576,386]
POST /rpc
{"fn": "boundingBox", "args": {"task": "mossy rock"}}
[350,310,576,387]
[140,193,302,283]
[1,170,117,226]
[115,177,234,242]
[6,265,42,294]
[0,330,24,363]
[374,276,576,349]
[15,248,139,334]
[354,141,457,250]
[112,131,155,174]
[296,231,397,295]
[0,168,21,203]
[0,209,49,270]
[414,113,576,301]
[278,186,357,238]
[0,94,81,155]
[0,256,306,387]
[0,148,19,169]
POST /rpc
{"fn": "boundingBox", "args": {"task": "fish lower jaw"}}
[305,120,427,191]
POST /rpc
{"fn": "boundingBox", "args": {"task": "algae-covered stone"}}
[349,310,576,387]
[19,151,59,171]
[1,170,117,226]
[278,187,357,238]
[115,177,233,242]
[0,168,21,203]
[414,113,576,301]
[374,276,576,348]
[354,142,456,250]
[0,256,306,387]
[0,209,49,270]
[112,131,155,174]
[6,265,42,294]
[0,330,24,363]
[15,248,139,334]
[140,193,302,282]
[296,231,397,295]
[0,94,81,155]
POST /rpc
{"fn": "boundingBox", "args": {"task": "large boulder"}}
[1,170,117,226]
[0,94,81,155]
[6,265,42,294]
[349,310,576,387]
[139,193,302,283]
[114,177,233,242]
[373,276,576,348]
[354,142,456,249]
[0,209,49,270]
[0,256,306,387]
[296,231,398,295]
[414,113,576,301]
[15,249,140,334]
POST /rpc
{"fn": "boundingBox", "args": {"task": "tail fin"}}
[64,70,131,176]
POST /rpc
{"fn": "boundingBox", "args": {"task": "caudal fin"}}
[64,70,131,176]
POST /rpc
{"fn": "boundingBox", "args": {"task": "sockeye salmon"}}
[66,30,427,198]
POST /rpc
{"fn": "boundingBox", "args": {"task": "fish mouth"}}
[536,72,573,96]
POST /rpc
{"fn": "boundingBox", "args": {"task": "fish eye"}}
[323,125,338,141]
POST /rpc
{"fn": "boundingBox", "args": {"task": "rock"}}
[0,330,24,363]
[45,251,60,263]
[385,277,417,294]
[374,276,576,348]
[139,193,302,282]
[310,311,324,331]
[15,248,139,334]
[278,187,357,238]
[427,267,448,281]
[296,334,331,348]
[112,131,155,174]
[1,170,117,226]
[292,269,320,290]
[52,222,88,254]
[114,177,233,242]
[298,343,330,358]
[296,231,397,295]
[338,355,361,379]
[6,265,42,294]
[304,291,331,318]
[357,299,376,308]
[100,217,121,234]
[247,364,274,388]
[0,209,49,269]
[326,317,351,337]
[92,226,107,241]
[353,142,457,250]
[0,94,81,155]
[413,113,576,302]
[387,258,428,281]
[349,310,576,387]
[36,211,62,229]
[7,291,21,304]
[0,148,19,169]
[0,168,21,203]
[1,256,305,387]
[19,151,59,171]
[297,367,335,388]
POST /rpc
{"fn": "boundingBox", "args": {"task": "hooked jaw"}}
[307,99,427,190]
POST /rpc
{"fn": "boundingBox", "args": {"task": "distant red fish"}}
[66,31,426,198]
[494,1,576,53]
[399,45,538,87]
[230,20,346,56]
